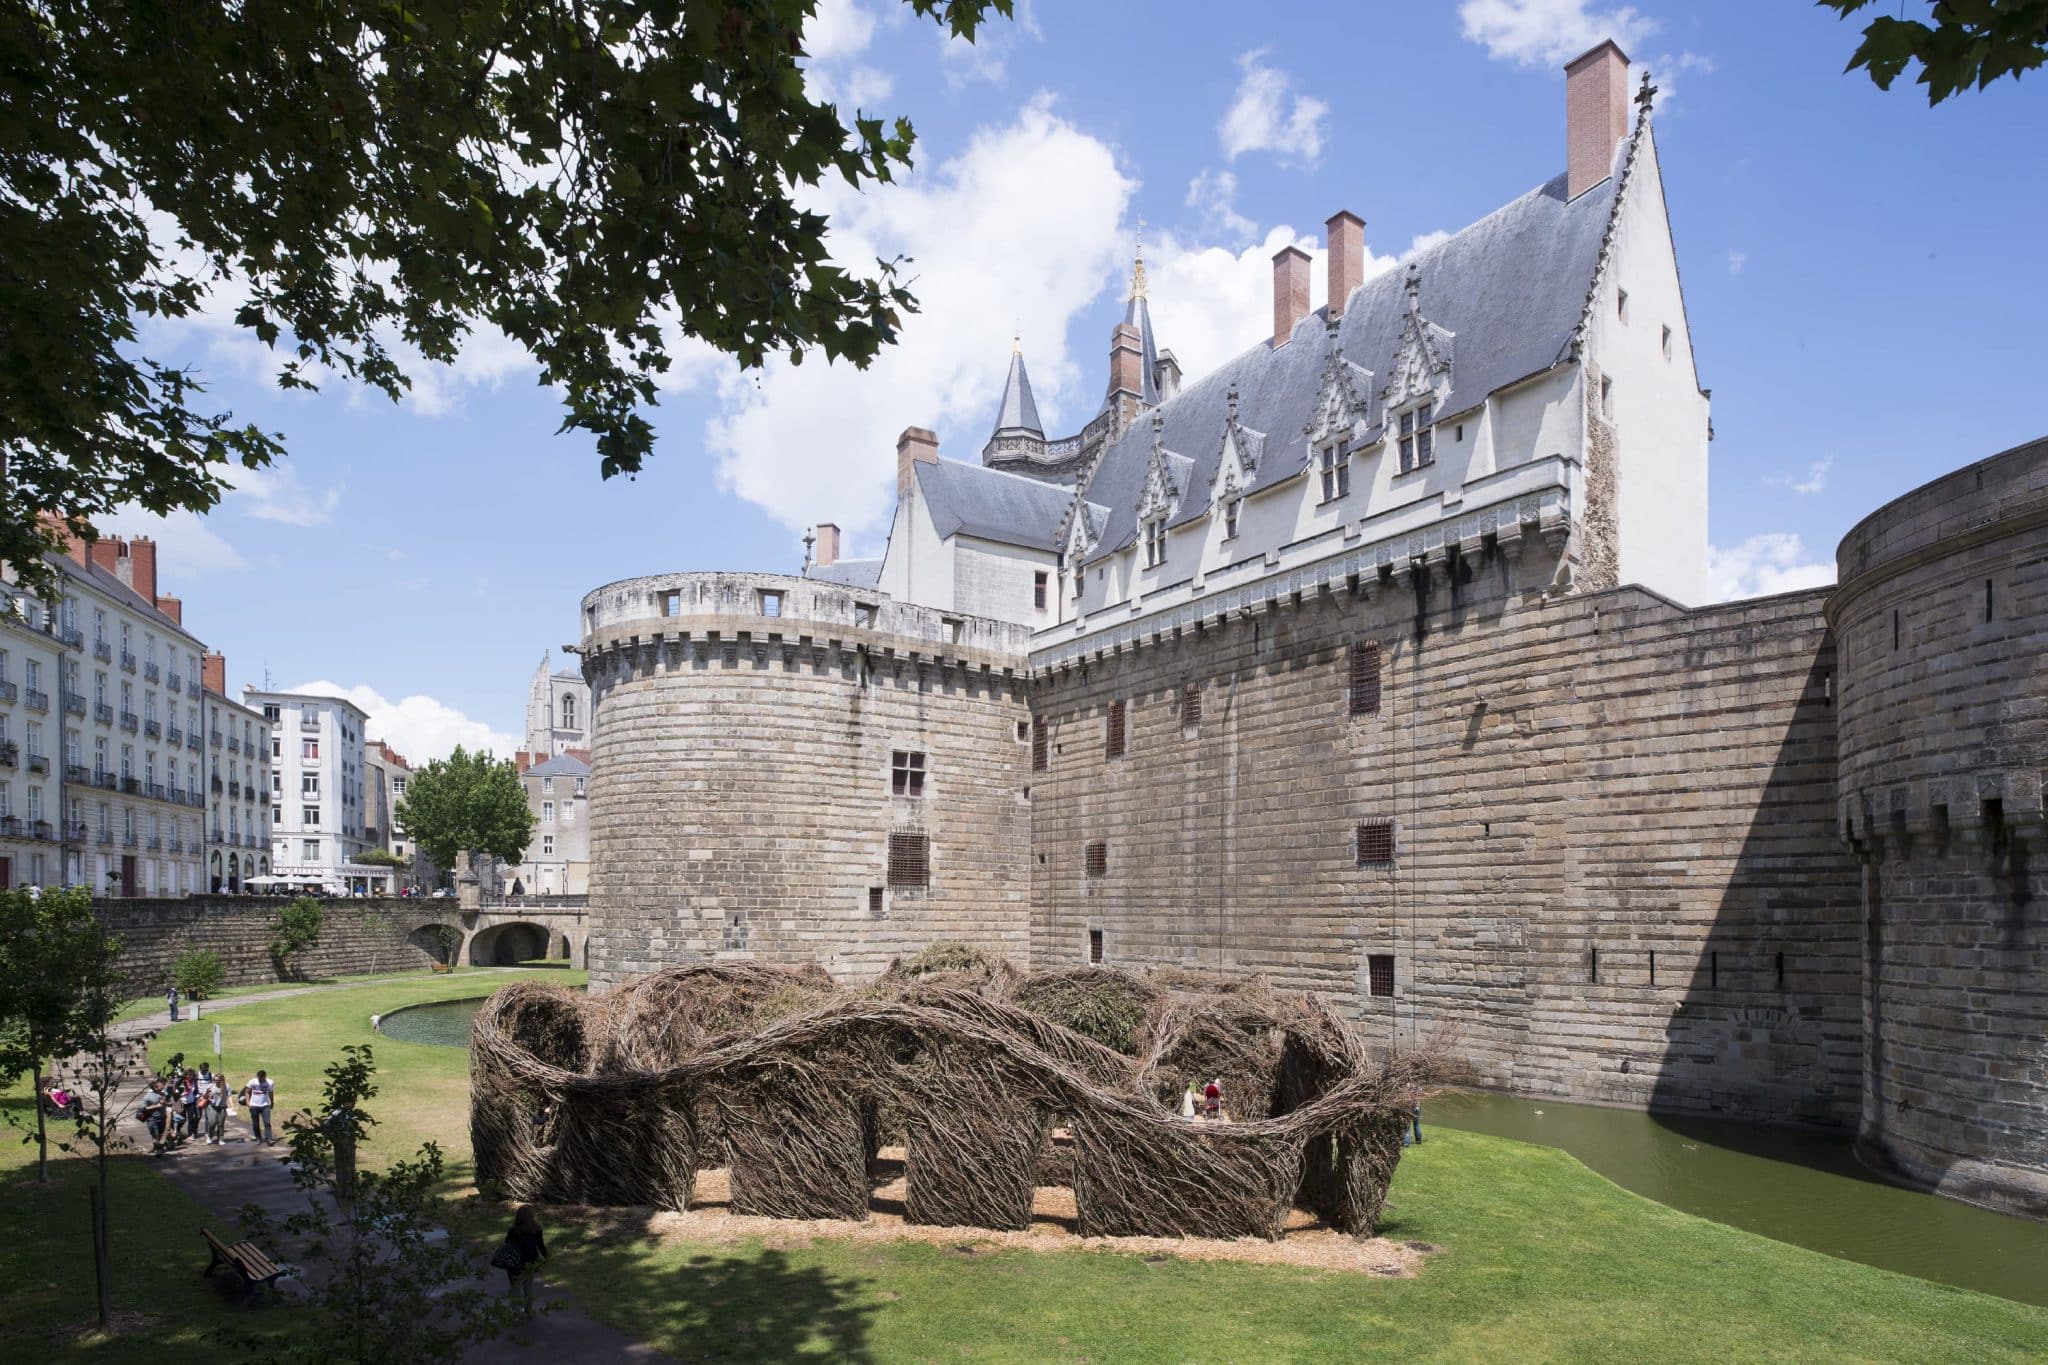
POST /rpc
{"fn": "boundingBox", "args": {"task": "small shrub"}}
[901,942,996,977]
[171,945,225,999]
[270,896,325,978]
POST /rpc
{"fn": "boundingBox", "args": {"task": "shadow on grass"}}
[657,1248,876,1362]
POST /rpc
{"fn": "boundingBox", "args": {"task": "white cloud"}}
[704,93,1133,537]
[1185,169,1257,243]
[230,466,342,526]
[290,680,521,764]
[802,0,895,109]
[1404,229,1453,258]
[94,506,248,578]
[804,0,876,62]
[1765,458,1832,497]
[1705,534,1836,602]
[1726,248,1749,276]
[938,0,1040,87]
[1457,0,1655,68]
[1219,51,1329,165]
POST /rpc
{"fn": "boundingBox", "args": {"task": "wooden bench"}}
[201,1226,284,1298]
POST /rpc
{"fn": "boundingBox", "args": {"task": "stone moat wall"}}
[1831,435,2048,1217]
[94,896,444,990]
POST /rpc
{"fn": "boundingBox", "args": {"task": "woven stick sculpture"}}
[471,956,1446,1240]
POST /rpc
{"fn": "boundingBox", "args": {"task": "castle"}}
[572,43,2048,1219]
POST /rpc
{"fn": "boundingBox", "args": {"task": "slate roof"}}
[526,751,591,778]
[1113,291,1161,409]
[1077,167,1620,563]
[991,348,1043,439]
[809,557,884,589]
[916,457,1072,552]
[46,553,198,641]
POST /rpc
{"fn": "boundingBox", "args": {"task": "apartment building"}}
[245,686,372,890]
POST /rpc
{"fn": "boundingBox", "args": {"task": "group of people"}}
[136,1063,277,1152]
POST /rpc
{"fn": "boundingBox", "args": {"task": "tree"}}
[1,0,1010,593]
[169,944,224,999]
[397,747,536,876]
[1823,1,2048,103]
[0,886,104,1181]
[254,1044,509,1363]
[269,896,325,979]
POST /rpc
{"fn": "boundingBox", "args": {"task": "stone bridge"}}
[405,897,593,969]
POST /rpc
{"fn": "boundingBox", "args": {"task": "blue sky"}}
[104,0,2048,761]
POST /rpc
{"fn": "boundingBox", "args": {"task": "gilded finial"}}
[1129,220,1149,302]
[1635,69,1658,116]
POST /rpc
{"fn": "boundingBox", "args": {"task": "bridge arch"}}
[408,921,464,966]
[469,920,552,966]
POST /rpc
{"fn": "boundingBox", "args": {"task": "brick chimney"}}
[896,427,939,501]
[201,651,226,696]
[154,595,182,625]
[1326,212,1365,320]
[814,523,841,568]
[125,535,158,604]
[1108,322,1144,398]
[89,535,122,576]
[37,512,91,564]
[1565,40,1630,200]
[1272,245,1311,347]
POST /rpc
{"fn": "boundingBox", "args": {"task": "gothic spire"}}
[990,342,1044,442]
[1112,231,1161,409]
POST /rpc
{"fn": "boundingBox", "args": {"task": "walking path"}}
[95,971,673,1364]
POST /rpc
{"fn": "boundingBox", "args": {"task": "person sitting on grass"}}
[42,1078,84,1120]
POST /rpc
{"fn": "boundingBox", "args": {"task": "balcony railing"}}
[210,775,223,794]
[121,832,138,848]
[33,820,54,841]
[63,693,85,717]
[143,719,162,739]
[166,725,182,746]
[121,776,140,795]
[94,702,113,725]
[96,828,112,847]
[185,732,201,752]
[0,742,15,767]
[92,640,111,662]
[94,769,114,790]
[0,680,15,703]
[24,688,49,711]
[166,673,182,694]
[169,785,186,804]
[300,716,320,731]
[118,710,138,733]
[243,785,258,803]
[59,626,83,649]
[143,662,160,682]
[0,816,19,836]
[210,825,224,842]
[166,836,181,854]
[227,736,241,754]
[144,835,161,851]
[66,763,90,783]
[26,753,49,773]
[245,833,264,849]
[209,730,222,747]
[146,782,166,801]
[64,821,88,843]
[118,651,136,673]
[228,780,241,799]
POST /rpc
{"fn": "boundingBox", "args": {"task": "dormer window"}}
[1317,445,1350,503]
[1142,518,1167,568]
[1397,402,1435,474]
[1223,498,1242,540]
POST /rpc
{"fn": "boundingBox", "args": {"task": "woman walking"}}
[204,1072,231,1145]
[240,1070,276,1145]
[494,1205,548,1317]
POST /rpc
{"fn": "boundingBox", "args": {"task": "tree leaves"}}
[0,0,1010,591]
[1822,0,2048,103]
[395,744,536,872]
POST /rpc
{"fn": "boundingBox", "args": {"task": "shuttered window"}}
[887,832,929,889]
[1349,642,1382,716]
[1356,819,1395,868]
[1031,720,1048,772]
[1084,840,1108,878]
[1105,700,1126,758]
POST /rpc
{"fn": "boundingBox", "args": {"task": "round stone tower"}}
[577,571,1034,991]
[1829,435,2048,1217]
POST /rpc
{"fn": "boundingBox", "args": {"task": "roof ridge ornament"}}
[1404,261,1422,315]
[1635,68,1658,119]
[1129,221,1148,302]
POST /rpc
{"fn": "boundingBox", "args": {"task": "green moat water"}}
[381,1001,2046,1306]
[1432,1090,2048,1307]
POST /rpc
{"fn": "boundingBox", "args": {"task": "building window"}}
[887,831,929,889]
[868,886,885,918]
[758,589,783,618]
[660,589,681,617]
[1223,498,1241,539]
[542,801,555,822]
[303,739,318,760]
[1089,929,1104,964]
[1317,444,1350,502]
[1349,642,1382,716]
[1356,819,1396,868]
[942,616,963,643]
[1142,517,1167,568]
[302,806,319,825]
[1084,840,1108,878]
[561,695,576,730]
[1367,953,1396,997]
[1599,374,1614,418]
[301,774,318,796]
[1661,325,1673,360]
[542,776,554,795]
[1031,721,1048,773]
[542,834,554,856]
[1033,571,1048,610]
[1180,681,1202,732]
[302,839,320,861]
[1398,403,1435,473]
[890,750,926,798]
[855,601,877,628]
[1105,700,1126,759]
[574,777,584,795]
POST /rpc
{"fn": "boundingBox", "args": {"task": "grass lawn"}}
[12,974,2048,1362]
[111,962,532,1025]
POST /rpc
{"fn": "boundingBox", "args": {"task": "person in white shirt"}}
[240,1070,276,1145]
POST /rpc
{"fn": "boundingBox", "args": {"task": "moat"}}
[1433,1091,2048,1307]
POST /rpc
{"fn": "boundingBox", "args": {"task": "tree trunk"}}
[32,1041,48,1182]
[88,1181,110,1329]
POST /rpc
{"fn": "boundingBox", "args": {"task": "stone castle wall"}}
[1026,542,1862,1126]
[581,573,1034,988]
[1831,435,2048,1216]
[95,896,444,990]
